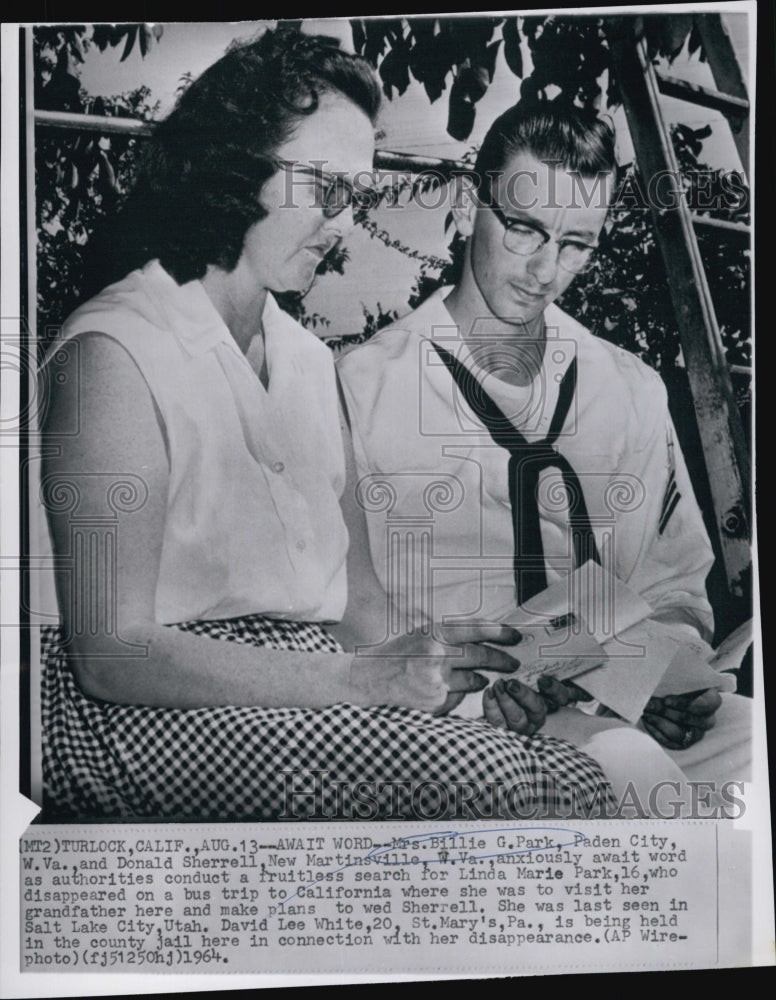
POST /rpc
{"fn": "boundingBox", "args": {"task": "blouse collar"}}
[141,260,284,361]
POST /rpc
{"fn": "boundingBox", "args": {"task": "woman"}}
[39,27,611,820]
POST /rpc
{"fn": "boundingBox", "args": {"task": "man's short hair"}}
[474,103,616,193]
[91,26,381,289]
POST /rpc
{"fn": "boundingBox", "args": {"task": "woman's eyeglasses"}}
[271,158,377,219]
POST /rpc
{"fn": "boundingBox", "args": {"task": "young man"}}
[337,104,750,793]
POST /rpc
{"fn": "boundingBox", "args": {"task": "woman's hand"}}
[350,623,522,714]
[482,677,548,736]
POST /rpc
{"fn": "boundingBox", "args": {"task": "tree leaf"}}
[350,19,366,55]
[606,61,621,108]
[379,44,411,99]
[447,17,496,64]
[521,17,543,44]
[520,76,542,105]
[90,25,111,51]
[663,14,694,62]
[411,29,452,103]
[480,39,502,82]
[502,18,523,78]
[459,63,489,104]
[424,79,446,103]
[687,21,703,57]
[364,20,402,65]
[406,18,436,46]
[70,31,87,63]
[447,75,476,140]
[120,26,138,62]
[140,23,158,58]
[98,150,118,194]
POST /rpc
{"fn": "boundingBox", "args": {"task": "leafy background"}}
[32,16,752,646]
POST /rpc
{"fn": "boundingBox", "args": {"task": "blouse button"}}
[272,461,285,473]
[296,540,306,552]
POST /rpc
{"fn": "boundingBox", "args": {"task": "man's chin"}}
[493,308,544,334]
[479,291,543,330]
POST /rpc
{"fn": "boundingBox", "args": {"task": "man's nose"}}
[527,240,560,285]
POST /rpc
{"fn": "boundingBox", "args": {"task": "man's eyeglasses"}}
[484,202,599,274]
[271,158,377,219]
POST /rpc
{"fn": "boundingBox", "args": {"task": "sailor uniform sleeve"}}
[619,369,715,643]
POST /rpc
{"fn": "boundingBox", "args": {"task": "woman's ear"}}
[450,174,477,238]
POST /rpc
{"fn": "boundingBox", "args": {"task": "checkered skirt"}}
[41,617,612,820]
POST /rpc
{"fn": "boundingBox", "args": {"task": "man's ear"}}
[450,173,477,238]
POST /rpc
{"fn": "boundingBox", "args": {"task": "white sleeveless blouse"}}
[53,260,348,625]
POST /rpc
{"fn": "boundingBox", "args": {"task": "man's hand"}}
[641,688,722,750]
[483,677,547,735]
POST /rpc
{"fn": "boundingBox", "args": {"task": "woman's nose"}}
[328,202,356,237]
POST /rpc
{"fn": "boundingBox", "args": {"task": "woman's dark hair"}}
[473,103,616,193]
[89,27,381,290]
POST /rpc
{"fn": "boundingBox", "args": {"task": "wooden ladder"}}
[609,13,752,606]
